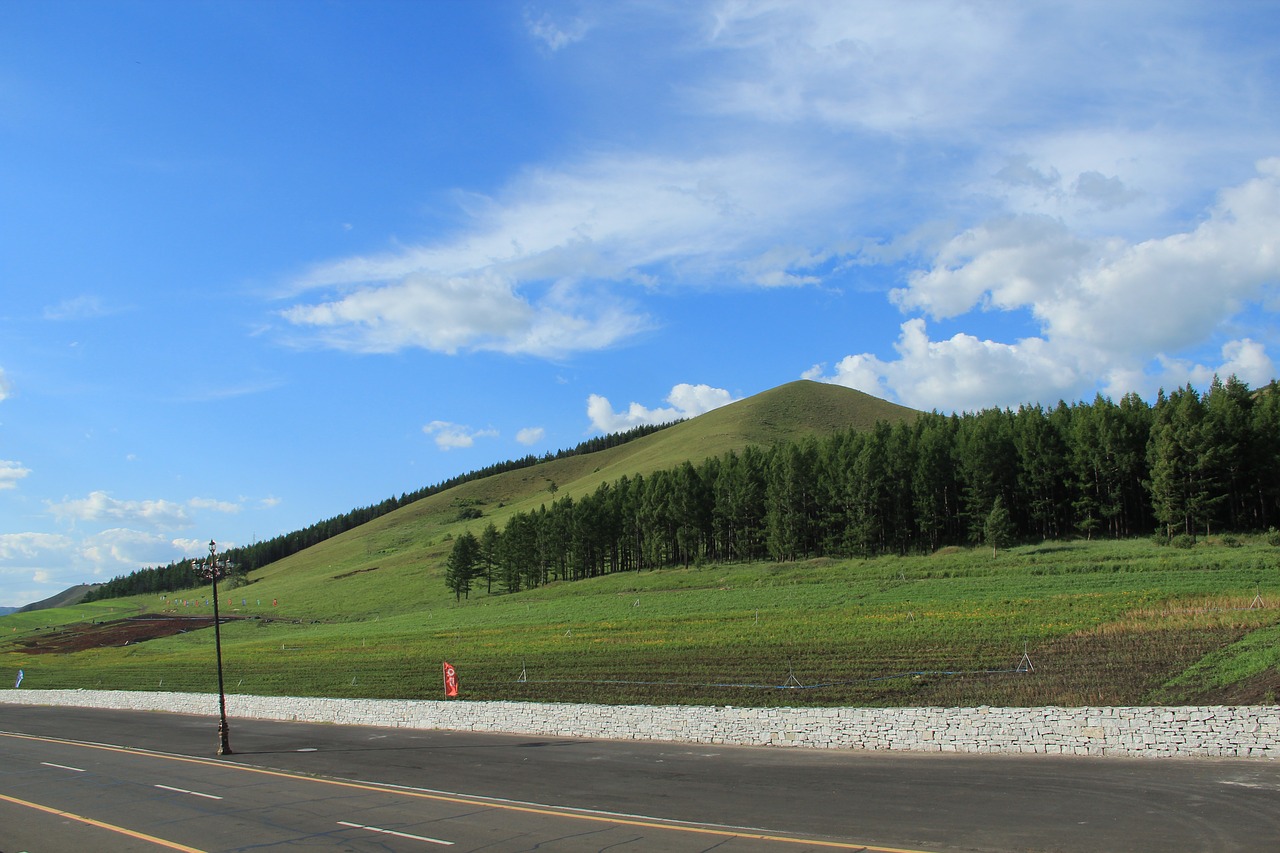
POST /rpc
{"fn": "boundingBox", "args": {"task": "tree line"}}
[84,422,676,602]
[445,377,1280,600]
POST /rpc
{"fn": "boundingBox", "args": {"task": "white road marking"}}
[337,821,454,846]
[155,784,223,800]
[41,762,86,772]
[1220,779,1280,791]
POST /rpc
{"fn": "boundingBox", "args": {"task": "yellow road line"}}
[0,791,208,852]
[1,730,936,852]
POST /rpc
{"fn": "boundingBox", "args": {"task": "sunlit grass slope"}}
[5,539,1278,708]
[184,379,921,624]
[4,381,1278,707]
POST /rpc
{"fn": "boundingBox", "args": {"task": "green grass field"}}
[5,537,1278,707]
[6,385,1278,707]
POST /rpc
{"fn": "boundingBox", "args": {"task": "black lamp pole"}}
[195,539,233,755]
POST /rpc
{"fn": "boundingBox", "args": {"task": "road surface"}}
[2,704,1278,852]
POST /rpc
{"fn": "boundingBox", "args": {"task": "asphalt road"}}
[1,705,1278,852]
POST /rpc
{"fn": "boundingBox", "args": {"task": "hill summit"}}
[556,380,919,492]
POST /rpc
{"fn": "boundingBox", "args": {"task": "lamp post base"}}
[217,721,233,755]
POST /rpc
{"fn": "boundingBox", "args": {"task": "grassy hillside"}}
[213,379,920,622]
[18,583,101,613]
[3,539,1278,707]
[3,381,1278,708]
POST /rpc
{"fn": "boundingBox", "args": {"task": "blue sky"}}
[2,1,1279,607]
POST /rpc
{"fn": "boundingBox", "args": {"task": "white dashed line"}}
[155,784,223,800]
[337,821,454,845]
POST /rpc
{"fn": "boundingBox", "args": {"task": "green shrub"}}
[1171,534,1196,549]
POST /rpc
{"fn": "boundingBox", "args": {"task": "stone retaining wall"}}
[2,689,1276,759]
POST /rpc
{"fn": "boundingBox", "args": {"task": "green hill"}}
[17,583,101,613]
[5,380,1279,708]
[237,380,919,618]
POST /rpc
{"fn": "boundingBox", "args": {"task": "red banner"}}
[443,661,458,697]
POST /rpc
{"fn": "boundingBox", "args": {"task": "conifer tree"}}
[984,495,1015,556]
[445,530,481,601]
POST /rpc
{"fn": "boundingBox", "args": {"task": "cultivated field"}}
[4,537,1278,707]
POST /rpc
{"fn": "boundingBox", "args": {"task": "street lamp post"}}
[194,539,234,755]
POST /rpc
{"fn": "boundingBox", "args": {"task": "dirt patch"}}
[12,614,241,654]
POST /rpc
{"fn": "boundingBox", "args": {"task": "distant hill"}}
[0,606,17,616]
[17,583,101,613]
[83,380,921,606]
[237,380,921,605]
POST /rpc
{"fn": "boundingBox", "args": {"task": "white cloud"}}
[699,0,1276,250]
[931,161,1280,356]
[817,319,1080,412]
[0,460,31,490]
[0,527,205,606]
[1158,339,1277,392]
[816,161,1280,411]
[285,271,539,355]
[704,0,1021,133]
[272,3,1277,417]
[0,367,10,401]
[702,2,1261,158]
[892,215,1095,321]
[516,427,545,446]
[172,537,218,557]
[283,151,852,357]
[0,532,74,563]
[1217,339,1276,386]
[422,421,499,451]
[0,534,83,607]
[79,528,185,573]
[47,490,192,531]
[587,383,738,433]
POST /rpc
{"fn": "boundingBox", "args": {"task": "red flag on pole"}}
[443,661,458,697]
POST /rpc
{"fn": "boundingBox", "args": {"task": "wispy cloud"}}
[282,150,853,357]
[188,497,242,514]
[177,376,286,402]
[43,294,117,321]
[704,0,1024,134]
[524,7,590,52]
